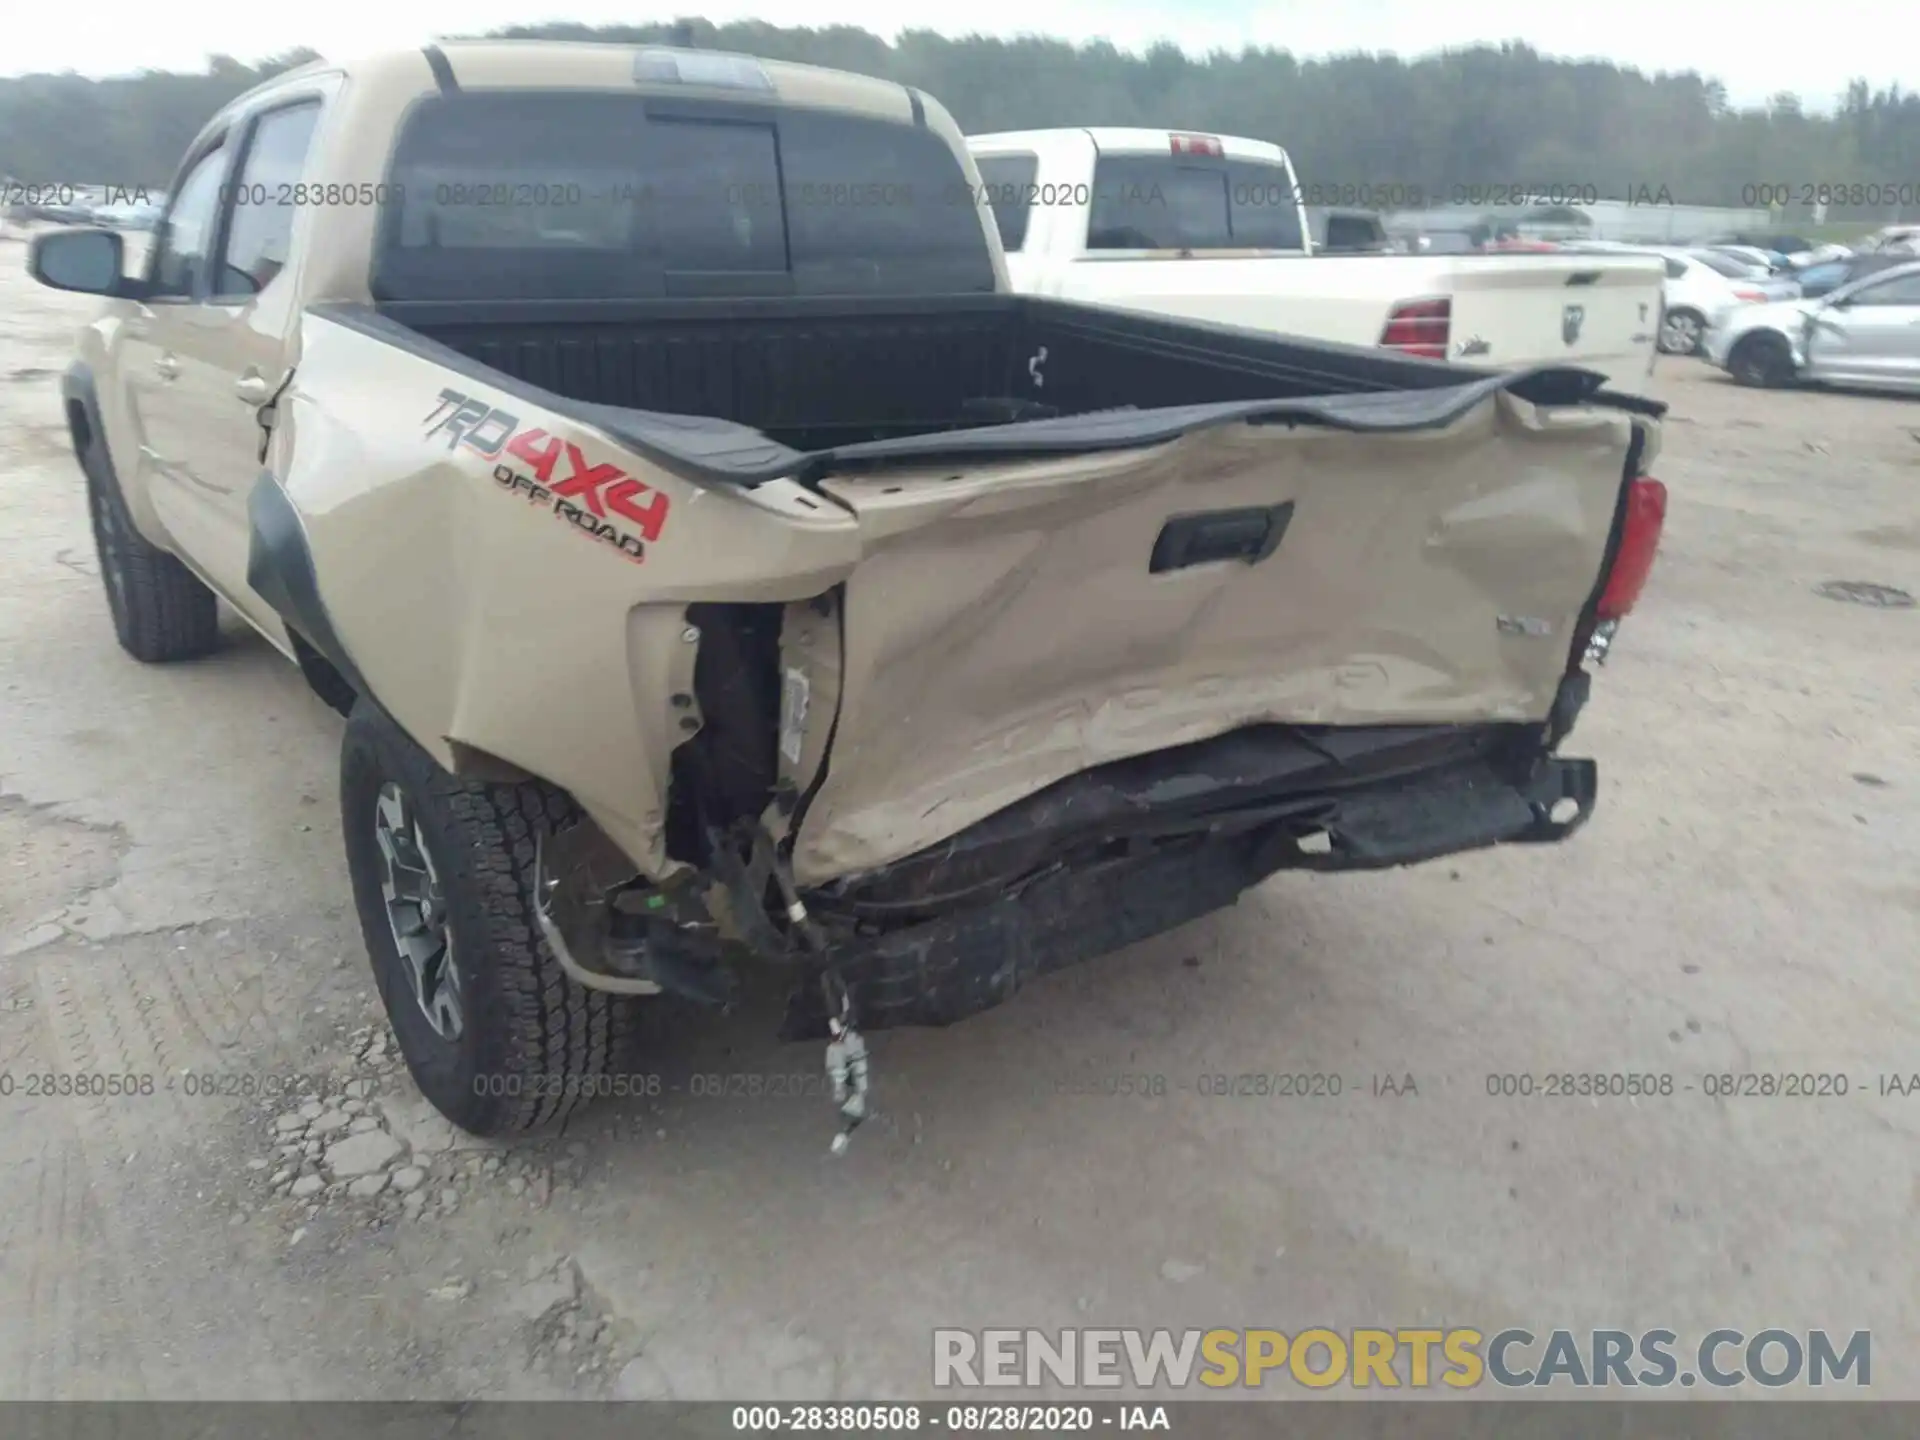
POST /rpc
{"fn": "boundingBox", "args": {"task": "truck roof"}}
[209,40,926,134]
[970,127,1292,166]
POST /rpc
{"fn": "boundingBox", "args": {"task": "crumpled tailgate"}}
[790,387,1638,883]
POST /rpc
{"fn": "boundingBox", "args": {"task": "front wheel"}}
[80,425,220,662]
[1727,331,1795,388]
[340,701,639,1136]
[1657,308,1706,356]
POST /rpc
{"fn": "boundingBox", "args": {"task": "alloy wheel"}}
[373,781,464,1040]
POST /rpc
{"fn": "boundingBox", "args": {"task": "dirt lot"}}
[1,238,1917,1402]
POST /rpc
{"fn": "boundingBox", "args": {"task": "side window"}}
[1664,258,1686,280]
[974,154,1037,252]
[1847,274,1920,306]
[218,102,322,298]
[149,144,229,299]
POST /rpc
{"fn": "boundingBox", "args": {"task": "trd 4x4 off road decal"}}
[423,389,671,563]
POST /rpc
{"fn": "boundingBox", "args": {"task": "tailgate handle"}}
[1150,502,1295,574]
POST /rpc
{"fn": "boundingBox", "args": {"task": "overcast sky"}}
[8,0,1910,111]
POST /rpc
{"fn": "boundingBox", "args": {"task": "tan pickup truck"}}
[28,42,1668,1143]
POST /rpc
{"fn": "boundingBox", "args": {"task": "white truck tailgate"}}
[1445,257,1663,390]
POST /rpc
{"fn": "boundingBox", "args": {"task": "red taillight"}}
[1597,477,1667,620]
[1169,132,1224,157]
[1379,297,1452,359]
[1733,287,1768,303]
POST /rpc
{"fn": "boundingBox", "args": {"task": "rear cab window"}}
[1086,151,1303,252]
[374,91,997,300]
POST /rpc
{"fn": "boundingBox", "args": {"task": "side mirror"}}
[28,228,130,297]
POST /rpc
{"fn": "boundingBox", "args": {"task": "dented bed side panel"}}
[275,311,863,875]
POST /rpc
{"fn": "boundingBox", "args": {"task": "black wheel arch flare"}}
[245,469,370,701]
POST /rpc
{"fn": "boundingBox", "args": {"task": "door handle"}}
[234,373,272,404]
[153,354,181,381]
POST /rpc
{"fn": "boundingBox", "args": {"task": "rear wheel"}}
[1657,307,1706,356]
[1727,331,1795,388]
[340,701,639,1136]
[79,423,219,662]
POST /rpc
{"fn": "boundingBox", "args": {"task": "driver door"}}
[1805,271,1920,391]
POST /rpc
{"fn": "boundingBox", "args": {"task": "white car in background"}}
[1563,242,1790,355]
[1861,225,1920,256]
[1685,248,1802,300]
[1704,259,1920,392]
[92,196,165,231]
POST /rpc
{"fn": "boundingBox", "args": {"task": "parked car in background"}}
[4,185,98,224]
[1563,242,1786,355]
[1799,243,1854,267]
[1709,232,1818,265]
[969,131,1663,389]
[92,196,164,231]
[1308,206,1392,253]
[1705,259,1920,392]
[1706,244,1791,275]
[1860,225,1920,256]
[1398,222,1486,255]
[1690,248,1771,281]
[1686,248,1801,298]
[1382,214,1549,256]
[1794,252,1914,300]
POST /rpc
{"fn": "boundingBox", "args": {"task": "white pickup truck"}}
[968,128,1664,392]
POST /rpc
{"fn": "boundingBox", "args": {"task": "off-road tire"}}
[78,421,219,662]
[1728,331,1795,389]
[340,700,639,1136]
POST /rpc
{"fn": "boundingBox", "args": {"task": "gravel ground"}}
[1,237,1916,1401]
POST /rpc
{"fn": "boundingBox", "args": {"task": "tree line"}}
[3,23,1917,220]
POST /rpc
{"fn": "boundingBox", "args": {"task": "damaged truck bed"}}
[32,40,1667,1139]
[303,295,1648,1041]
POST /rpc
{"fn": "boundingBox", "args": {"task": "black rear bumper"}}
[780,751,1595,1039]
